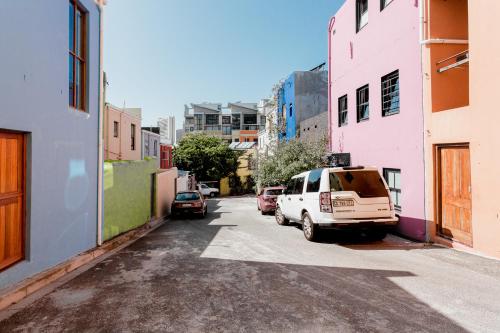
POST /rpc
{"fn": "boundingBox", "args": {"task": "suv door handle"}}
[299,198,303,201]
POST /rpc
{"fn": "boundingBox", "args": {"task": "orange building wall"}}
[428,0,469,112]
[423,0,500,259]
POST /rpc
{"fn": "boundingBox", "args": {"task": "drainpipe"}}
[327,16,336,153]
[96,0,105,246]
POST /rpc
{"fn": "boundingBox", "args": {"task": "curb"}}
[0,218,166,312]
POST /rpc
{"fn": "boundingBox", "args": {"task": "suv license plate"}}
[182,204,192,207]
[333,199,354,207]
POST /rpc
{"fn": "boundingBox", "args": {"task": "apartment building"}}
[183,103,264,143]
[158,116,175,145]
[277,67,328,141]
[228,102,264,143]
[141,129,160,166]
[422,0,500,258]
[328,0,425,240]
[104,104,142,161]
[0,0,103,289]
[257,98,278,156]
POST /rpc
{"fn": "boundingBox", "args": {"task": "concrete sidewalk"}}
[1,197,499,332]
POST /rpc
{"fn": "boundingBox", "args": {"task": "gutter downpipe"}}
[327,16,336,153]
[96,0,105,246]
[418,0,429,243]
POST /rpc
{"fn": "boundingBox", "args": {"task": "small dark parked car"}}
[257,186,286,214]
[171,191,208,218]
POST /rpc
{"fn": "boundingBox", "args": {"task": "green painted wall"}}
[103,159,157,241]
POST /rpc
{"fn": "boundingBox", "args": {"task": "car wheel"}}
[302,212,318,242]
[210,192,215,198]
[275,206,289,226]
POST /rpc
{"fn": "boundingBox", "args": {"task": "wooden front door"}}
[0,131,25,271]
[436,144,472,246]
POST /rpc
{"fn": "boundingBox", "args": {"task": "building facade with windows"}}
[257,98,278,156]
[183,103,263,144]
[0,0,103,289]
[160,144,174,170]
[422,0,500,258]
[104,104,142,161]
[328,0,425,240]
[141,129,160,166]
[158,116,175,145]
[277,69,328,142]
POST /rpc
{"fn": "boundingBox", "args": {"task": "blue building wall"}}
[0,0,101,289]
[277,70,328,142]
[284,74,296,141]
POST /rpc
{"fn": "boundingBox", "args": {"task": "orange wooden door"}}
[0,131,25,270]
[437,145,472,246]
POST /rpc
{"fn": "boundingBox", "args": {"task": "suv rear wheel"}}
[275,206,289,226]
[302,212,318,241]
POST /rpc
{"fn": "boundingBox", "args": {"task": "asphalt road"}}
[1,196,500,333]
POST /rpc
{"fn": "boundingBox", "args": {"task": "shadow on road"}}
[0,199,468,333]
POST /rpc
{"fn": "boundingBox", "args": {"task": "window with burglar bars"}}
[356,0,368,32]
[356,85,369,122]
[69,0,86,111]
[381,70,400,116]
[338,95,348,127]
[383,168,401,211]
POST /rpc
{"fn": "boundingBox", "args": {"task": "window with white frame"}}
[356,84,369,122]
[356,0,368,32]
[381,70,400,116]
[384,168,401,211]
[338,95,348,127]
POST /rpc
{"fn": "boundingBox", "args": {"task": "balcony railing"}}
[436,49,469,73]
[204,125,221,131]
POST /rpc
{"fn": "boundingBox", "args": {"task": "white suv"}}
[275,167,398,241]
[197,184,219,197]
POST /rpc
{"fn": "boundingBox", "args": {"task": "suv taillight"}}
[320,192,333,213]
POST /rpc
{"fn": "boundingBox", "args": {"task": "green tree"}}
[173,133,240,181]
[254,138,328,188]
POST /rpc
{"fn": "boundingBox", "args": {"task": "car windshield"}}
[175,192,200,201]
[265,189,283,196]
[330,170,388,198]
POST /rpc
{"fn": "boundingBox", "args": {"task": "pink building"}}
[328,0,425,240]
[104,103,142,161]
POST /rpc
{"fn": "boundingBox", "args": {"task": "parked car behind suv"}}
[197,183,219,197]
[171,191,208,218]
[275,167,398,241]
[257,186,286,214]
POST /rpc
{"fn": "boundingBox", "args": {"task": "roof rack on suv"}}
[342,166,365,170]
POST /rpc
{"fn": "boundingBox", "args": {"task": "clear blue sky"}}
[104,0,344,129]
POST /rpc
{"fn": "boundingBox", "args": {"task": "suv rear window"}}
[329,170,388,198]
[175,192,201,201]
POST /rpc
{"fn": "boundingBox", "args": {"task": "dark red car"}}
[171,191,208,218]
[257,186,286,214]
